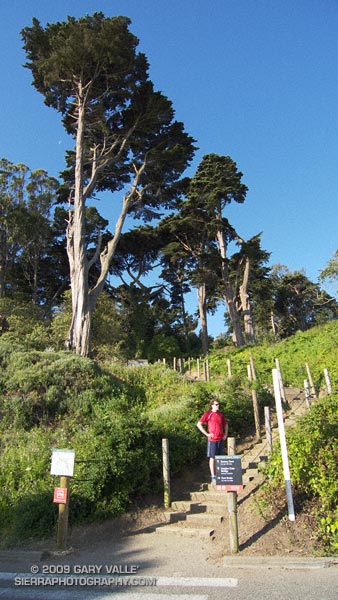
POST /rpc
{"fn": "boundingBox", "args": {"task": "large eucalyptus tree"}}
[22,13,195,355]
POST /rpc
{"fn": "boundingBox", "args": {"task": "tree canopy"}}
[22,13,195,356]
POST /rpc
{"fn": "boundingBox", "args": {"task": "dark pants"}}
[207,439,225,458]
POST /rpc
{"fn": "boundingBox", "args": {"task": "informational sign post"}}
[50,449,75,477]
[50,449,75,550]
[217,441,241,554]
[215,455,243,492]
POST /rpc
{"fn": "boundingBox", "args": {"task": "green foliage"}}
[0,428,55,544]
[209,320,338,391]
[146,334,181,362]
[215,376,272,437]
[0,321,337,552]
[0,298,53,350]
[265,395,338,554]
[0,348,100,428]
[319,249,338,293]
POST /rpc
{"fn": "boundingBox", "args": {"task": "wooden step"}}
[190,490,225,502]
[186,513,224,526]
[154,523,215,537]
[170,500,225,514]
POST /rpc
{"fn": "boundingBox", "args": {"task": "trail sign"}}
[215,455,243,491]
[50,449,75,551]
[53,487,68,504]
[50,449,75,477]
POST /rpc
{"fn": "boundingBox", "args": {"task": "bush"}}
[0,349,101,428]
[265,394,338,553]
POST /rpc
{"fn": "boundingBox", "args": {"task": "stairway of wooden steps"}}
[153,387,308,538]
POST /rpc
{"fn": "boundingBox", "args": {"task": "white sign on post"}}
[50,449,75,477]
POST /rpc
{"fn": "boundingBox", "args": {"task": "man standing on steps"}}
[197,398,228,485]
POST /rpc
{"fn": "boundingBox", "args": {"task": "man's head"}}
[210,398,220,411]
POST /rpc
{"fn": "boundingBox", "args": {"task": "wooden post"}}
[197,358,200,379]
[324,368,332,395]
[304,379,311,409]
[275,358,287,405]
[206,359,210,381]
[227,359,232,379]
[203,360,207,381]
[272,369,295,521]
[247,364,252,381]
[251,389,261,441]
[227,437,239,554]
[173,357,176,371]
[248,363,261,441]
[264,406,272,454]
[162,438,170,509]
[305,362,317,398]
[56,476,70,550]
[249,355,257,380]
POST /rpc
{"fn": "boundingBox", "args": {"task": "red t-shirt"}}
[199,410,227,442]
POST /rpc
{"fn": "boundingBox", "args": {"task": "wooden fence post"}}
[227,359,232,379]
[56,476,70,550]
[324,368,332,395]
[248,362,261,441]
[305,362,317,398]
[304,379,311,409]
[206,359,210,381]
[227,437,239,554]
[249,355,257,380]
[162,438,170,509]
[264,406,272,454]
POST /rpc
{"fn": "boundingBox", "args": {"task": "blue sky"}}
[1,0,338,336]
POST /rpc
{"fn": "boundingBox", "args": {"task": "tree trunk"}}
[216,229,245,347]
[271,310,277,336]
[65,91,145,356]
[65,97,91,356]
[179,285,189,343]
[0,251,5,298]
[239,256,255,343]
[197,282,209,355]
[0,224,7,298]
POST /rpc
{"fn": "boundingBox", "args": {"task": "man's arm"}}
[197,420,211,438]
[196,421,212,438]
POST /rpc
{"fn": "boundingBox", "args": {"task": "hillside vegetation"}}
[0,321,337,553]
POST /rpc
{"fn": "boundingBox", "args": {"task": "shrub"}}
[264,394,338,553]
